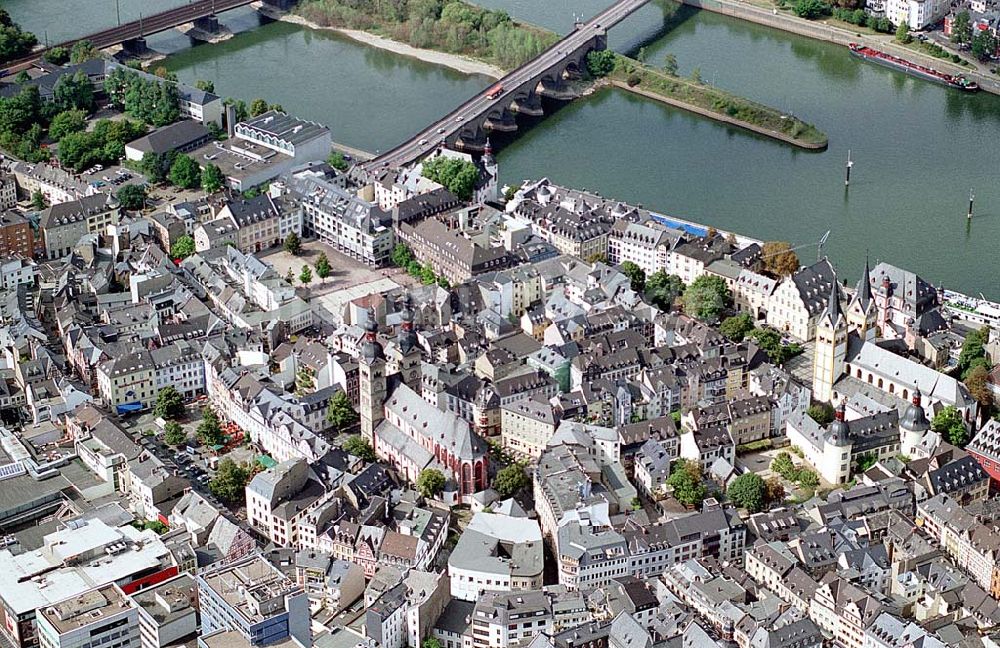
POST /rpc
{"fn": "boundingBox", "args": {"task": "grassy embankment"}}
[295,0,558,70]
[608,54,829,149]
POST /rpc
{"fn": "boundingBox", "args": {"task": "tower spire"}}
[856,252,873,310]
[824,280,844,327]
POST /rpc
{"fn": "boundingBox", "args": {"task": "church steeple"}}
[821,280,844,329]
[855,255,873,312]
[847,255,877,340]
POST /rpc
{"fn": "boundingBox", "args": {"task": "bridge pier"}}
[262,0,299,10]
[484,109,518,133]
[194,14,222,33]
[536,78,577,101]
[510,94,544,117]
[121,37,149,57]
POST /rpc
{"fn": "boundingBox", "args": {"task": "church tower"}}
[480,139,498,203]
[813,281,848,404]
[899,388,931,457]
[358,311,386,444]
[847,257,877,340]
[395,296,422,390]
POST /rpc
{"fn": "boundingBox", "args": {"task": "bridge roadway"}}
[5,0,260,69]
[364,0,649,171]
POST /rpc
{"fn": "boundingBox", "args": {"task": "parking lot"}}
[77,165,145,192]
[122,402,233,512]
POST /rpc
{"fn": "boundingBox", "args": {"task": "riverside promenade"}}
[680,0,1000,95]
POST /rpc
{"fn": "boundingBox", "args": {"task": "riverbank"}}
[680,0,1000,95]
[279,14,503,78]
[291,0,556,71]
[608,56,828,149]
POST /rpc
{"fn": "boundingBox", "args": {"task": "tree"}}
[343,435,377,462]
[0,10,38,65]
[315,253,331,280]
[645,271,684,310]
[750,327,802,365]
[972,28,996,62]
[325,390,357,431]
[196,407,224,446]
[793,0,830,19]
[48,109,87,141]
[285,268,295,284]
[764,476,785,504]
[662,53,678,76]
[796,470,819,489]
[951,11,972,45]
[140,151,167,184]
[299,265,313,286]
[689,67,702,83]
[201,163,225,193]
[195,79,216,93]
[761,241,800,277]
[727,473,766,512]
[422,639,443,648]
[169,154,202,189]
[856,453,878,472]
[421,156,479,201]
[895,20,912,44]
[585,49,617,77]
[53,71,95,112]
[959,327,989,378]
[163,421,186,446]
[771,451,796,479]
[667,459,706,508]
[14,70,28,84]
[284,231,302,255]
[116,184,147,211]
[391,243,414,268]
[224,98,249,123]
[965,364,993,412]
[620,261,646,292]
[69,39,100,64]
[327,151,349,171]
[43,46,70,65]
[494,463,529,498]
[720,313,754,342]
[270,103,284,113]
[31,190,46,211]
[931,405,969,447]
[417,468,446,499]
[209,459,250,504]
[681,275,731,321]
[249,98,270,117]
[807,403,835,426]
[171,235,196,260]
[57,118,146,171]
[154,386,185,420]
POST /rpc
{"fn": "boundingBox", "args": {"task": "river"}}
[9,0,1000,295]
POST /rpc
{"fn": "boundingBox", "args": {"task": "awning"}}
[257,455,277,470]
[116,402,143,415]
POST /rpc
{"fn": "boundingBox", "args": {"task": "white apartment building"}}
[885,0,948,29]
[37,585,140,648]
